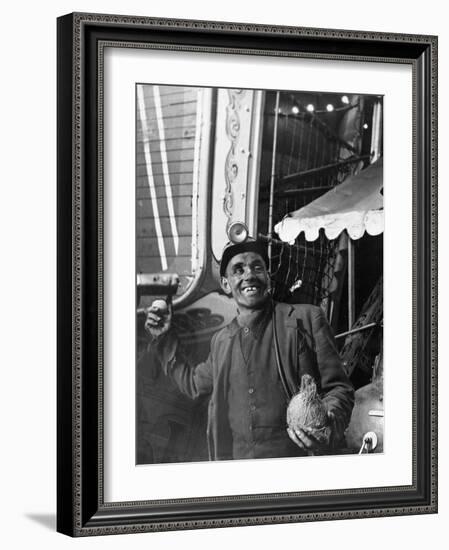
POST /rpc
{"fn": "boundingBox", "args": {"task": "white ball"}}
[152,299,168,313]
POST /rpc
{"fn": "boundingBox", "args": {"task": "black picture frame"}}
[57,12,438,536]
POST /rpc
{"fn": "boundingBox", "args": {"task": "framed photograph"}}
[57,12,437,536]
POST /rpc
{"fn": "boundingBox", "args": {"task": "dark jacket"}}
[150,301,354,460]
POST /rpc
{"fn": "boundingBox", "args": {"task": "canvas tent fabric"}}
[274,159,383,243]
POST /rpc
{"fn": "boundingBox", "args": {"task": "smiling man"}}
[144,236,354,461]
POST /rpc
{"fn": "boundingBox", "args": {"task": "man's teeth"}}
[244,287,258,293]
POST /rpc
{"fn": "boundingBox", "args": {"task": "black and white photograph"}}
[0,0,442,545]
[135,84,384,465]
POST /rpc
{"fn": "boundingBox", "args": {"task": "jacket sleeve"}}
[310,307,354,438]
[141,329,214,400]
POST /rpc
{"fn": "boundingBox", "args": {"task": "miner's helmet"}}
[219,222,269,277]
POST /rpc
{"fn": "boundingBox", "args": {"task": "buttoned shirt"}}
[227,304,305,459]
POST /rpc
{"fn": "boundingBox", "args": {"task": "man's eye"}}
[234,267,244,275]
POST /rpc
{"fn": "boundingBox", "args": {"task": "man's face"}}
[221,251,270,311]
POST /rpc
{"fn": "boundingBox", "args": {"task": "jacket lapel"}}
[208,327,235,460]
[274,303,299,397]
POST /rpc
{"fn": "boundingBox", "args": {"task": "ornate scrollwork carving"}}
[223,90,247,226]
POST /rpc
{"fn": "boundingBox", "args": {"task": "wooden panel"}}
[138,99,197,118]
[136,182,193,198]
[137,236,193,258]
[137,256,194,276]
[136,166,193,184]
[142,217,189,260]
[136,84,202,283]
[141,85,197,101]
[136,161,194,178]
[136,137,196,152]
[137,197,192,218]
[137,216,192,238]
[136,150,195,166]
[137,127,196,142]
[138,113,197,130]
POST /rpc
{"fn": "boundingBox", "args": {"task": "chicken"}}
[286,374,331,445]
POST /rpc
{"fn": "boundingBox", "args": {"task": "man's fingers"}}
[288,426,329,452]
[294,428,316,449]
[144,301,172,338]
[145,312,163,326]
[148,302,172,320]
[287,428,301,447]
[287,428,307,450]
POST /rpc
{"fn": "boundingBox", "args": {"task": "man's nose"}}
[243,266,257,278]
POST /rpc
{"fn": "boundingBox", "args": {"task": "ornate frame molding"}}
[57,12,437,536]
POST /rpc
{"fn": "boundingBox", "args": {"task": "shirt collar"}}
[226,300,272,339]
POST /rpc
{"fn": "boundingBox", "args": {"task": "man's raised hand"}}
[144,299,172,338]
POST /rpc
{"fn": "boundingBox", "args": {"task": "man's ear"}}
[220,276,232,295]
